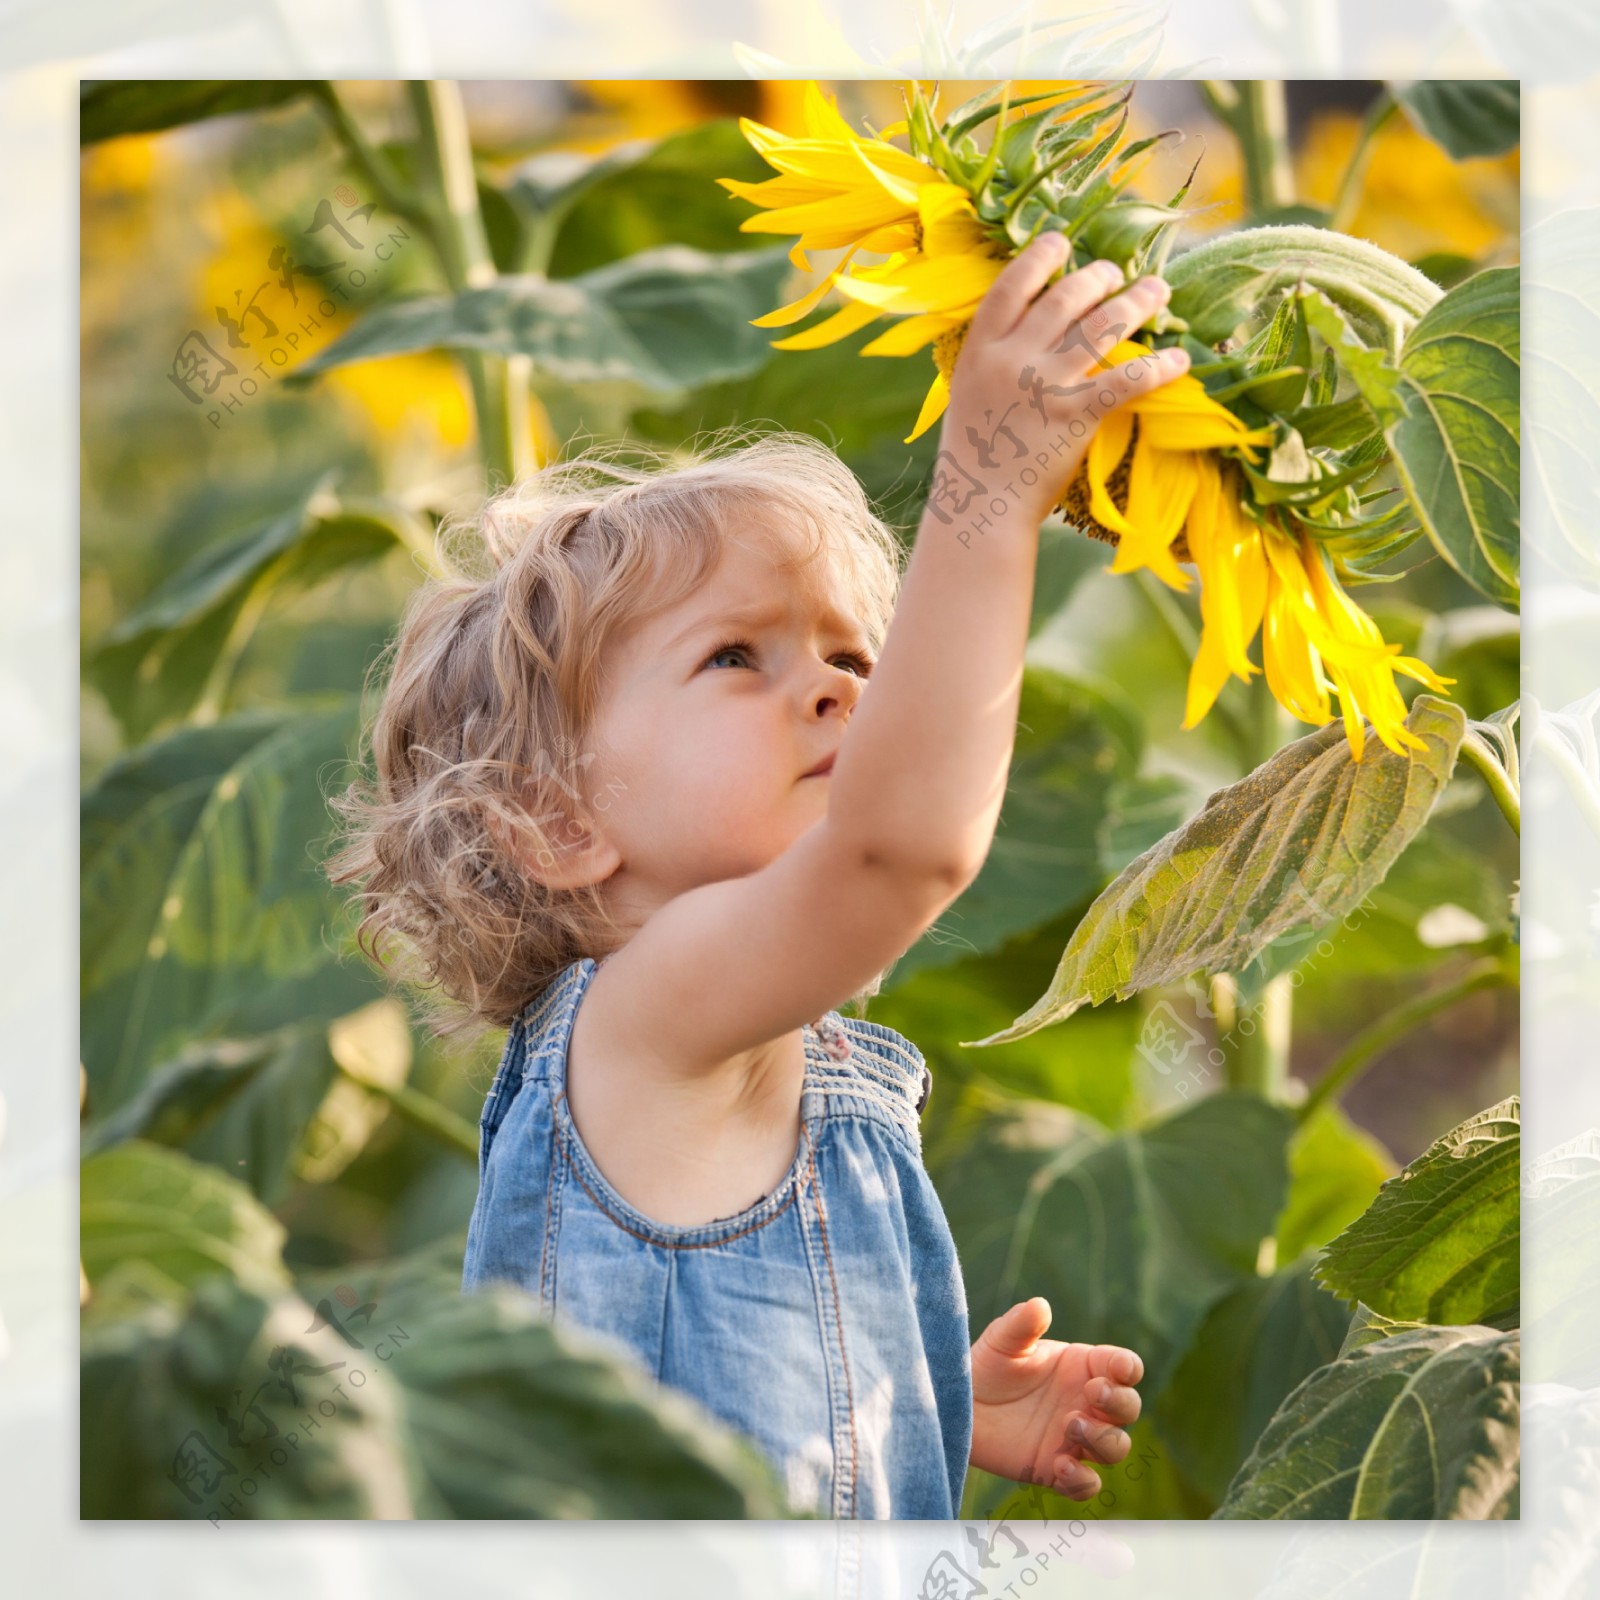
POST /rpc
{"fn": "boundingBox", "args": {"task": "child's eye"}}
[703,638,756,670]
[834,652,874,678]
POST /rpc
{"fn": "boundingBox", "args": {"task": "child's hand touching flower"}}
[969,1297,1145,1501]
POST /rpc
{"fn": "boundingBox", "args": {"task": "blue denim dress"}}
[461,955,974,1519]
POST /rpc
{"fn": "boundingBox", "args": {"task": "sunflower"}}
[715,81,977,339]
[720,81,1459,761]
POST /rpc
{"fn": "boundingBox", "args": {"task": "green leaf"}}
[967,695,1466,1046]
[1295,285,1406,425]
[1213,1323,1520,1518]
[82,1024,340,1208]
[1276,1105,1397,1263]
[81,1252,792,1519]
[81,81,311,144]
[891,665,1137,984]
[1337,1300,1432,1356]
[1394,81,1520,160]
[291,245,794,394]
[935,1090,1294,1395]
[1313,1096,1520,1326]
[1156,1257,1352,1502]
[80,1141,290,1305]
[81,700,380,1115]
[85,482,410,744]
[1388,267,1520,609]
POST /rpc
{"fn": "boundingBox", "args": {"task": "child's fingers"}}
[1051,275,1172,381]
[1011,257,1122,353]
[968,230,1072,346]
[1067,1413,1134,1465]
[1077,345,1190,419]
[1092,1344,1146,1387]
[1052,1456,1103,1499]
[1081,1374,1143,1427]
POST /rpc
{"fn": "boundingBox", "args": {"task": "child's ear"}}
[488,791,621,894]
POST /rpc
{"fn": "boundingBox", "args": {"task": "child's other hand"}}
[968,1296,1145,1500]
[937,234,1190,526]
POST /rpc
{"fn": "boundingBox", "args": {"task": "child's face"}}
[576,529,876,917]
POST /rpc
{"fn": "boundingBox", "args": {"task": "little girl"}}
[330,234,1174,1519]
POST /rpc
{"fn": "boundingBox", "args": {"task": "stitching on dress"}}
[808,1128,858,1517]
[557,1093,802,1250]
[807,1080,921,1131]
[539,1112,559,1311]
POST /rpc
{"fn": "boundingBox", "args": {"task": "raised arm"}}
[589,235,1189,1075]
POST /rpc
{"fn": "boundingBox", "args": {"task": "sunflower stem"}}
[1330,91,1400,232]
[1295,956,1513,1124]
[1229,80,1294,217]
[1459,729,1522,837]
[1221,675,1296,1100]
[405,79,534,492]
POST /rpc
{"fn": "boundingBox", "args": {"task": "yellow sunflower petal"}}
[858,311,963,356]
[1084,408,1136,537]
[749,245,863,328]
[1112,441,1196,592]
[1184,616,1235,729]
[906,369,951,444]
[768,298,884,350]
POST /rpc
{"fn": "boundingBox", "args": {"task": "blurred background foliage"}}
[80,78,1520,1521]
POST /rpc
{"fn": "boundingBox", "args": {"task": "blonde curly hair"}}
[323,424,907,1053]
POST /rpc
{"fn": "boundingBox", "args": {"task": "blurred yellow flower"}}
[324,353,475,451]
[1296,110,1519,262]
[563,79,812,153]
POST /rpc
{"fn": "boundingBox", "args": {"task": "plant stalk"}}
[1229,80,1295,217]
[1459,730,1522,836]
[1296,956,1513,1124]
[405,79,534,491]
[1221,675,1296,1100]
[1330,91,1400,232]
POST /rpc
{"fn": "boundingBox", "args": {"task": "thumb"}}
[982,1296,1052,1356]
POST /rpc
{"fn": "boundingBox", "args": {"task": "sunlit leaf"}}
[935,1090,1293,1394]
[1213,1323,1520,1518]
[968,696,1466,1046]
[1314,1096,1520,1326]
[292,245,794,394]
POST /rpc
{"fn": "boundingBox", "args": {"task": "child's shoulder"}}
[830,1012,934,1120]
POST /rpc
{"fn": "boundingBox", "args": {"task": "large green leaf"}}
[80,1141,290,1307]
[934,1090,1293,1395]
[1155,1257,1352,1503]
[82,1024,340,1208]
[1314,1096,1520,1326]
[891,665,1140,985]
[291,244,793,394]
[1213,1323,1520,1518]
[967,695,1466,1046]
[81,81,312,144]
[81,1248,792,1519]
[81,699,380,1115]
[1389,268,1520,608]
[85,483,411,744]
[538,120,779,276]
[1394,81,1520,160]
